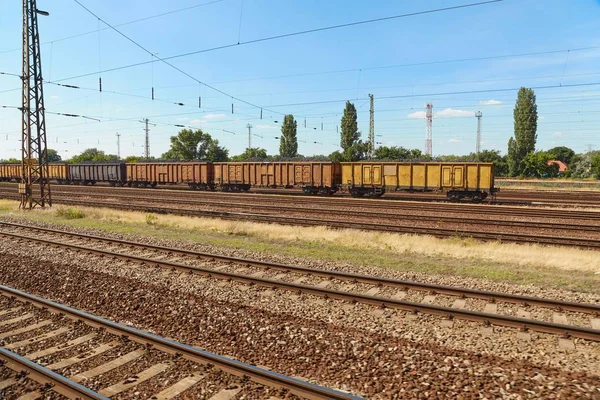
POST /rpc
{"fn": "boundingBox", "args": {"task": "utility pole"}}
[475,111,482,156]
[368,94,375,159]
[116,132,121,159]
[20,0,51,209]
[425,103,433,157]
[144,119,149,159]
[246,124,252,151]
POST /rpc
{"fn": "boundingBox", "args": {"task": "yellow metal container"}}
[341,162,496,200]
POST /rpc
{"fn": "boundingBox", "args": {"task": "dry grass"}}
[1,200,598,276]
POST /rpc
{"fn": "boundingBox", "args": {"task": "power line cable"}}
[0,0,225,54]
[56,0,502,83]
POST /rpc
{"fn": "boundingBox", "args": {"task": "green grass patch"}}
[0,203,599,294]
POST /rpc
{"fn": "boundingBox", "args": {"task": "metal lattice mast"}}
[20,0,51,209]
[425,103,433,157]
[368,94,374,159]
[144,119,150,159]
[475,111,482,155]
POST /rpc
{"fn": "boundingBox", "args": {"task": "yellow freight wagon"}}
[340,162,497,201]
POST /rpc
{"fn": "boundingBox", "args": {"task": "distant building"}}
[548,160,568,173]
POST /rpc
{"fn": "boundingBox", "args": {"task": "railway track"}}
[2,222,600,342]
[4,181,600,212]
[0,285,360,399]
[3,193,600,249]
[3,182,600,221]
[4,189,599,235]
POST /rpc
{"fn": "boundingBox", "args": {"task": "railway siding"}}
[1,222,599,342]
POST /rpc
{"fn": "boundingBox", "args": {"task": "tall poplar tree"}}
[279,114,298,157]
[507,87,538,176]
[340,101,360,151]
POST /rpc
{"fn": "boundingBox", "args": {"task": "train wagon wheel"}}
[151,182,158,188]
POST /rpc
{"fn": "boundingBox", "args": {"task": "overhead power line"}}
[0,0,224,54]
[72,0,284,117]
[56,0,502,83]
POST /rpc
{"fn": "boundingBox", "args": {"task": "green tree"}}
[0,158,20,163]
[546,146,575,166]
[374,146,423,160]
[279,114,298,158]
[68,148,119,163]
[47,149,62,162]
[591,153,600,179]
[507,87,538,176]
[520,151,558,178]
[205,139,229,161]
[161,129,227,161]
[230,147,268,161]
[124,155,143,163]
[340,101,360,151]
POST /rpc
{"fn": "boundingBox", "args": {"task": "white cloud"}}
[479,99,502,106]
[204,113,225,119]
[177,117,189,121]
[407,111,426,119]
[553,131,563,137]
[255,124,278,130]
[436,108,475,118]
[448,138,461,143]
[190,119,203,124]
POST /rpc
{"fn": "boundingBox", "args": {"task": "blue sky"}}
[1,0,599,160]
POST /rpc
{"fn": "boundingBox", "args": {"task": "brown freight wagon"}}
[340,162,497,201]
[126,162,212,189]
[212,162,341,194]
[0,164,21,182]
[48,163,69,184]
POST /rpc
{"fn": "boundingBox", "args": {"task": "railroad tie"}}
[0,320,54,340]
[208,387,242,400]
[69,349,146,383]
[421,294,436,304]
[0,313,34,327]
[483,303,498,314]
[15,391,42,400]
[24,332,97,360]
[4,326,71,350]
[45,341,120,370]
[99,362,171,396]
[451,299,466,309]
[151,372,205,400]
[365,287,380,296]
[0,306,22,317]
[591,318,600,330]
[0,377,18,390]
[552,313,568,325]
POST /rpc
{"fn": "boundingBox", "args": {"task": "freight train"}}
[0,161,498,201]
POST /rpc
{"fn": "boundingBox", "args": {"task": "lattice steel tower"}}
[425,103,433,157]
[475,111,482,155]
[20,0,51,209]
[368,94,375,159]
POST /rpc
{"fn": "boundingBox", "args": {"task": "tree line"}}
[2,88,599,179]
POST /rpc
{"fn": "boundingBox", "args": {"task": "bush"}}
[56,207,85,219]
[145,213,158,226]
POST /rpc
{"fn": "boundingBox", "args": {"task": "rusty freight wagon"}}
[0,164,21,182]
[69,163,126,186]
[340,162,497,201]
[212,162,341,194]
[48,163,69,184]
[126,162,212,189]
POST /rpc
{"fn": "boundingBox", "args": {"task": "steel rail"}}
[10,190,600,232]
[0,285,362,400]
[2,231,600,341]
[2,183,600,219]
[2,221,600,316]
[0,347,108,400]
[8,196,600,249]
